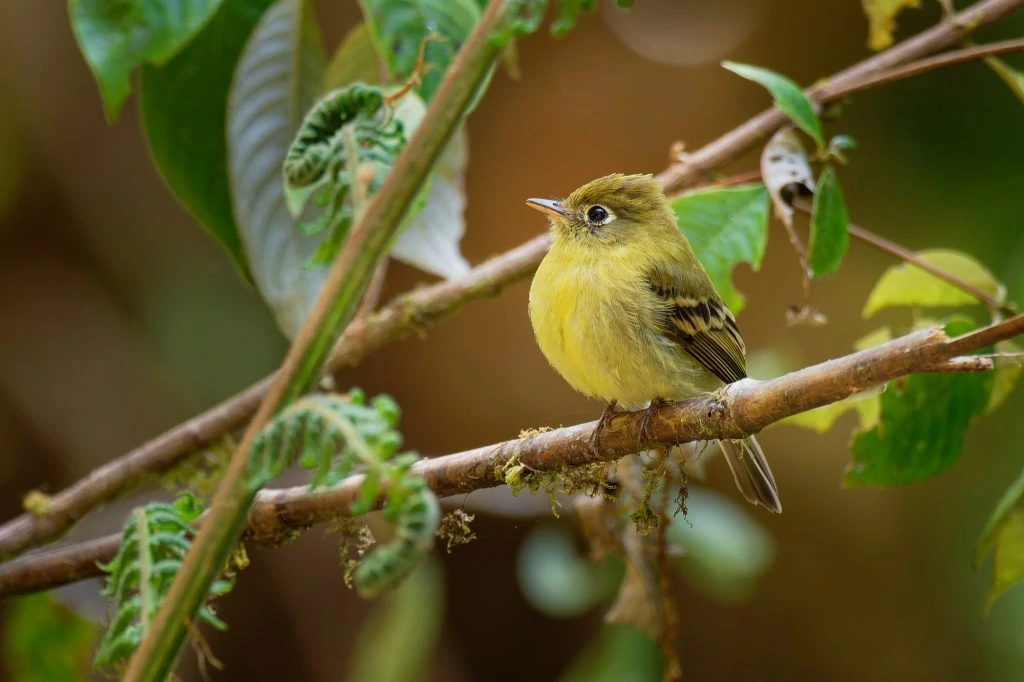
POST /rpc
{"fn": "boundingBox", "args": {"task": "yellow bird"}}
[526,173,781,513]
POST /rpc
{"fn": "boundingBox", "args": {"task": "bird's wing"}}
[647,265,747,384]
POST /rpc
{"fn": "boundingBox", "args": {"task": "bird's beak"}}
[526,197,569,219]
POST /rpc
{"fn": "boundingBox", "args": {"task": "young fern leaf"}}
[94,492,233,673]
[248,390,441,597]
[282,84,407,268]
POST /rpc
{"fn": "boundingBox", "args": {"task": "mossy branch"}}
[4,314,1022,598]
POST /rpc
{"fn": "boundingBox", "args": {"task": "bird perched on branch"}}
[526,173,781,513]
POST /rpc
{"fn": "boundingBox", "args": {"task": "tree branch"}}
[791,200,1012,314]
[655,0,1024,192]
[0,0,1019,566]
[4,314,1021,599]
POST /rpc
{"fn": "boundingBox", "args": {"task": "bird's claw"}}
[637,398,670,447]
[589,400,619,457]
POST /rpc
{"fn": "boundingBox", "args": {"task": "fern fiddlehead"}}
[249,389,440,597]
[94,492,233,673]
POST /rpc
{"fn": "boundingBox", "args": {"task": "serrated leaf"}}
[860,0,921,51]
[360,0,481,102]
[862,249,1005,318]
[140,0,276,278]
[390,125,471,279]
[844,318,993,487]
[985,57,1024,106]
[975,466,1024,609]
[760,128,814,233]
[69,0,223,122]
[987,340,1023,414]
[722,61,824,149]
[808,166,849,277]
[671,183,770,313]
[4,593,98,682]
[227,0,326,338]
[323,22,384,91]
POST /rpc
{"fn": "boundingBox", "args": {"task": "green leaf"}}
[975,467,1024,609]
[808,166,849,277]
[347,560,445,682]
[139,0,276,279]
[323,22,384,91]
[559,625,663,682]
[779,390,880,434]
[516,524,620,618]
[844,318,993,487]
[227,0,326,338]
[860,0,921,50]
[671,183,770,313]
[4,593,98,682]
[985,57,1024,106]
[69,0,224,122]
[360,0,481,102]
[862,249,1005,318]
[722,61,824,149]
[667,487,775,604]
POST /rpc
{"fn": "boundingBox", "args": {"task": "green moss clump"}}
[436,509,476,553]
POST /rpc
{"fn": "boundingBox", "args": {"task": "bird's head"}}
[526,173,676,246]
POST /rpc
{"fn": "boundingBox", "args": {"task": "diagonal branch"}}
[655,0,1024,192]
[4,314,1021,598]
[0,0,1020,565]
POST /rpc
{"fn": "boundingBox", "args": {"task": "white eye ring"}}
[585,204,615,226]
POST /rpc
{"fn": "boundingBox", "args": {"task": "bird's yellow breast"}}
[528,241,709,409]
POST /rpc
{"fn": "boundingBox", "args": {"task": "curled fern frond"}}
[282,84,407,268]
[248,389,440,597]
[94,492,233,673]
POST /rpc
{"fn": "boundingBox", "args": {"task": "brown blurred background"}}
[1,0,1024,680]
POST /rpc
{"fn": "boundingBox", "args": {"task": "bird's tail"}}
[718,437,782,513]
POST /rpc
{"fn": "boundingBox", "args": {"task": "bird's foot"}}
[589,400,619,457]
[637,398,671,448]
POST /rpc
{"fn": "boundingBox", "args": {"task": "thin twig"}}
[791,199,1011,314]
[4,314,1021,598]
[0,0,1020,566]
[655,0,1024,192]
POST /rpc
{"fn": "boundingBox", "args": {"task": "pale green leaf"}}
[975,467,1024,609]
[4,593,98,682]
[517,524,618,617]
[671,183,770,313]
[862,249,1005,318]
[559,625,663,682]
[808,166,849,277]
[780,390,880,434]
[390,126,471,279]
[722,61,824,149]
[323,22,384,90]
[70,0,223,122]
[860,0,921,50]
[140,0,276,278]
[226,0,325,338]
[360,0,480,102]
[668,487,775,604]
[844,318,993,487]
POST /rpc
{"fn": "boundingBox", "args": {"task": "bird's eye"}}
[586,205,611,225]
